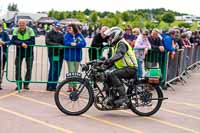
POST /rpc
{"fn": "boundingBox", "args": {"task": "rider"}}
[103,27,138,105]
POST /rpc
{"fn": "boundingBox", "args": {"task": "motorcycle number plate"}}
[66,72,82,78]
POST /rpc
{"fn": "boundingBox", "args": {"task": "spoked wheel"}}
[54,77,94,116]
[127,84,163,116]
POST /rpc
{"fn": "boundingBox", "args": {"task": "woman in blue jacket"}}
[64,24,86,91]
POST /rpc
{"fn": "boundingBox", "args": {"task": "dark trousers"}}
[15,56,33,88]
[47,54,63,89]
[89,48,98,61]
[0,54,6,86]
[106,67,137,87]
[104,66,137,96]
[108,67,137,87]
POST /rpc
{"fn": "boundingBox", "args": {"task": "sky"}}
[0,0,200,16]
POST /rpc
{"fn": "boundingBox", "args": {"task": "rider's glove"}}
[104,59,111,65]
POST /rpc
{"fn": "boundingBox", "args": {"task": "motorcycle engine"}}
[95,72,106,82]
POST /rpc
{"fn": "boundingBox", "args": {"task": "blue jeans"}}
[137,59,144,78]
[47,55,63,89]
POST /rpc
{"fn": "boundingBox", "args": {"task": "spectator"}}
[180,33,192,48]
[162,29,176,59]
[148,29,164,52]
[88,26,93,38]
[2,19,7,31]
[49,25,53,31]
[11,19,35,90]
[148,29,165,72]
[89,26,109,61]
[0,22,10,90]
[132,28,141,39]
[82,24,89,37]
[190,31,200,45]
[64,24,86,92]
[174,29,183,49]
[134,30,151,78]
[124,25,136,47]
[45,21,64,91]
[44,24,48,34]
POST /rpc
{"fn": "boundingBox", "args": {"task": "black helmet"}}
[104,27,123,46]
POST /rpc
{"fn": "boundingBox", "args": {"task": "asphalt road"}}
[0,69,200,133]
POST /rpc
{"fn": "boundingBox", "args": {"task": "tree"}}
[158,21,169,30]
[190,21,198,31]
[145,21,157,29]
[90,11,98,24]
[162,13,175,24]
[83,9,92,16]
[53,11,60,20]
[48,9,54,17]
[121,12,130,22]
[58,12,66,20]
[74,11,87,22]
[46,8,196,30]
[178,22,192,28]
[7,3,19,11]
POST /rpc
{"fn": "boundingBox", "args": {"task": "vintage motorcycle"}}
[54,58,167,116]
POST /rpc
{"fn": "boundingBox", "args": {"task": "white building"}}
[1,11,47,21]
[193,16,200,21]
[175,15,200,21]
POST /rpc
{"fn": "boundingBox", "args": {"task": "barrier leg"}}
[17,81,21,93]
[196,62,200,70]
[179,76,187,84]
[184,70,191,78]
[166,82,175,91]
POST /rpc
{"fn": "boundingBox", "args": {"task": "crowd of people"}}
[91,25,200,77]
[0,19,87,91]
[0,19,200,93]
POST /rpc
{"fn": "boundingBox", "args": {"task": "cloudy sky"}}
[0,0,200,16]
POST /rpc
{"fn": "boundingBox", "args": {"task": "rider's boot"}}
[114,86,129,106]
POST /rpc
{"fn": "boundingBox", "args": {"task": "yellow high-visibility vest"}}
[112,38,138,69]
[3,22,7,30]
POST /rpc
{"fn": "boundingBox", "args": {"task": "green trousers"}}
[67,61,80,88]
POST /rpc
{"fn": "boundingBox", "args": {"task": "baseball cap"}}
[53,21,60,28]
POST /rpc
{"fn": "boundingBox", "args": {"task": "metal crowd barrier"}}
[5,45,99,92]
[0,46,4,88]
[5,44,200,92]
[144,49,168,86]
[166,45,200,89]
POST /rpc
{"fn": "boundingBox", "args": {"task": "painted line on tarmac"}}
[83,114,143,133]
[24,90,200,109]
[29,90,53,93]
[166,101,200,109]
[18,91,200,124]
[0,92,17,100]
[14,94,144,133]
[28,90,200,129]
[0,106,74,133]
[161,108,200,120]
[58,92,200,121]
[120,110,200,133]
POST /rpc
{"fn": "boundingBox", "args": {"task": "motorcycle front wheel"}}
[54,77,94,116]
